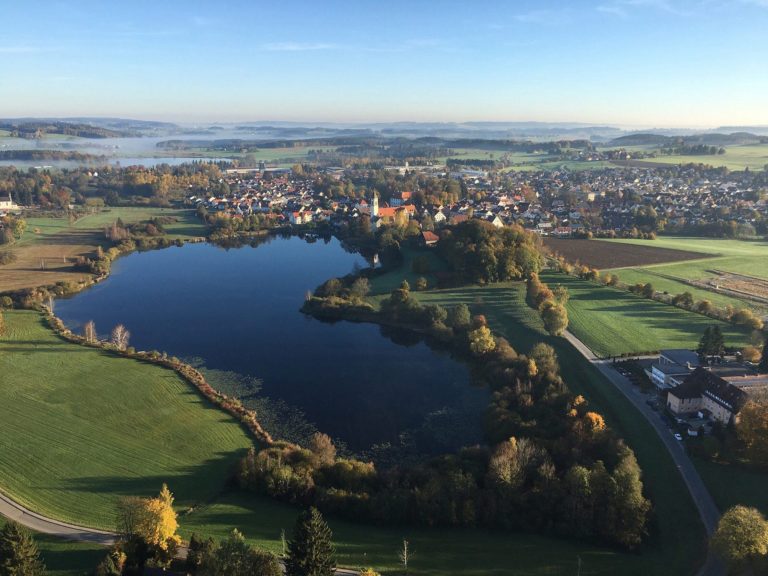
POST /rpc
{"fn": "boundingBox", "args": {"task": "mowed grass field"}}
[0,207,206,292]
[0,518,104,576]
[0,310,253,529]
[540,272,752,357]
[602,237,768,314]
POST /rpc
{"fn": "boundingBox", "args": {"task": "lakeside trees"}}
[250,284,650,549]
[110,324,130,351]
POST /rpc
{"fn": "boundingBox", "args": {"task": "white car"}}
[674,433,683,441]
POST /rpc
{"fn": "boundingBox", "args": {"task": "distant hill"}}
[608,132,767,147]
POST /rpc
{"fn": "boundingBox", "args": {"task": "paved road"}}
[0,490,358,575]
[563,330,724,576]
[0,490,116,546]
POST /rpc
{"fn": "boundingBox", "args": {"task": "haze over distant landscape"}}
[3,2,768,576]
[2,0,768,126]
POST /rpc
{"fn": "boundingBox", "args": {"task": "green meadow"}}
[539,272,752,357]
[602,237,768,314]
[0,310,253,529]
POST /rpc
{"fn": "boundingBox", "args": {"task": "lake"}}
[56,237,485,457]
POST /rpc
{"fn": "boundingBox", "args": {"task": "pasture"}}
[0,310,253,529]
[0,207,206,292]
[626,144,768,171]
[539,272,752,357]
[602,237,768,313]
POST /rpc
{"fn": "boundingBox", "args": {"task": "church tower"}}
[371,192,379,217]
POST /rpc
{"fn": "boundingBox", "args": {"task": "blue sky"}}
[1,0,767,126]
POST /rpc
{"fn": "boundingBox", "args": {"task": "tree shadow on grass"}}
[57,451,249,513]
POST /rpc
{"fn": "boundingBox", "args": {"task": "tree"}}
[737,401,768,465]
[698,325,725,357]
[541,301,568,336]
[285,507,336,576]
[414,276,428,291]
[116,485,181,567]
[446,303,471,329]
[468,325,495,355]
[672,292,694,309]
[186,534,216,574]
[641,283,655,298]
[0,521,45,576]
[83,320,97,343]
[308,432,337,467]
[199,530,281,576]
[95,547,126,576]
[349,277,370,301]
[759,333,768,374]
[398,539,411,575]
[711,506,768,571]
[110,324,130,351]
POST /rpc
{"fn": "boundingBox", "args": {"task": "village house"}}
[667,367,751,424]
[649,349,700,390]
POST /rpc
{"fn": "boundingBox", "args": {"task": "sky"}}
[1,0,767,127]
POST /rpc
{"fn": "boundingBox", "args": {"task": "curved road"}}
[563,330,724,576]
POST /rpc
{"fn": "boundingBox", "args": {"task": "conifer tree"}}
[0,521,46,576]
[759,333,768,374]
[285,507,336,576]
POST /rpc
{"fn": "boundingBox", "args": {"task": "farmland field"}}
[544,238,709,269]
[0,207,206,292]
[0,310,253,529]
[625,144,768,171]
[539,272,752,357]
[602,237,768,313]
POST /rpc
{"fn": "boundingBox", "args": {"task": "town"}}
[189,162,768,240]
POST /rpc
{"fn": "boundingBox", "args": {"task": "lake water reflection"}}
[56,237,486,455]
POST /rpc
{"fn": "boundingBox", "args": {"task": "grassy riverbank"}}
[0,310,252,529]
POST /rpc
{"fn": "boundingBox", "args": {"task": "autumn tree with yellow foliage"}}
[116,484,181,569]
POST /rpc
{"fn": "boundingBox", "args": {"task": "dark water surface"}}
[56,237,485,453]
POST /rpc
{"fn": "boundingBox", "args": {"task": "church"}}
[0,193,20,215]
